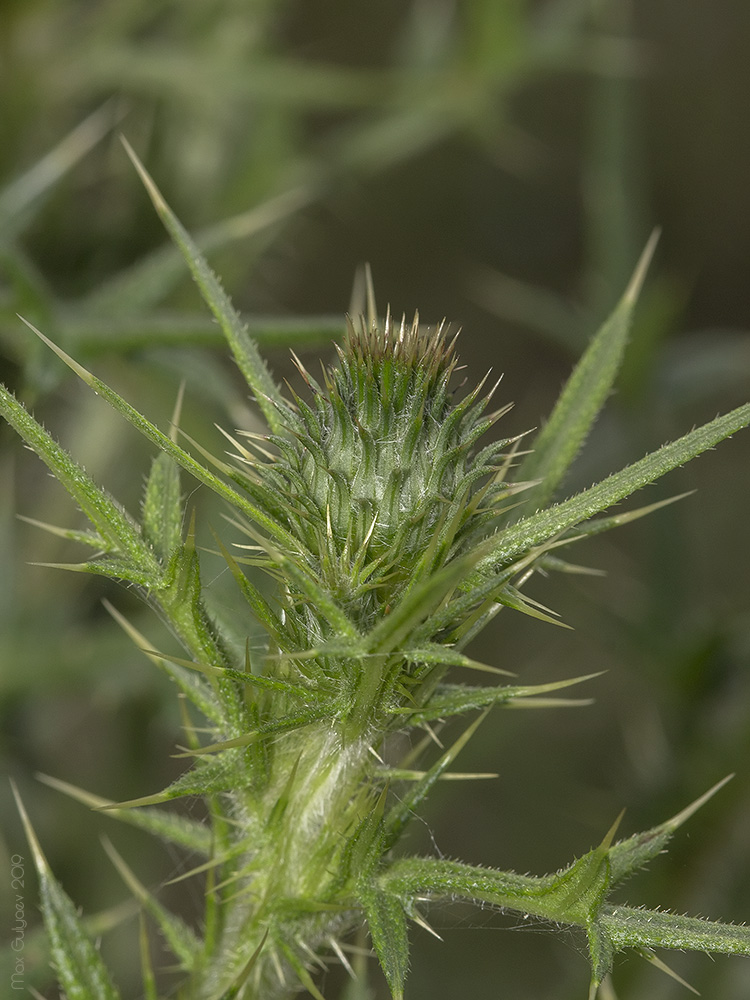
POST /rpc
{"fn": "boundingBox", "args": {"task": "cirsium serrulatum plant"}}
[5,142,750,999]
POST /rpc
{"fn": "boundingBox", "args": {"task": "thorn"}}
[600,809,626,852]
[664,774,734,833]
[169,381,186,445]
[422,721,444,749]
[623,228,660,306]
[411,909,443,941]
[10,780,48,874]
[365,263,377,330]
[328,936,356,979]
[639,948,700,995]
[271,947,287,987]
[120,135,170,215]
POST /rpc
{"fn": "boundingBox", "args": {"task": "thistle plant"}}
[4,143,750,1000]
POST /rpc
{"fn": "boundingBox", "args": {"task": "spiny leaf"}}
[494,583,572,628]
[29,555,160,587]
[121,136,289,433]
[0,382,159,575]
[142,386,184,559]
[359,889,409,1000]
[483,401,750,577]
[279,941,328,1000]
[210,527,287,645]
[364,541,494,655]
[403,643,515,677]
[600,904,750,957]
[18,317,302,554]
[173,705,332,757]
[608,774,734,886]
[11,782,122,1000]
[397,672,602,722]
[379,769,497,781]
[140,646,313,701]
[229,521,360,639]
[516,230,659,510]
[99,748,256,808]
[158,509,238,684]
[37,773,212,856]
[18,514,108,550]
[207,930,269,1000]
[553,491,695,545]
[637,949,699,995]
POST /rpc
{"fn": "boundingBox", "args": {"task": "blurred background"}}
[1,1,749,997]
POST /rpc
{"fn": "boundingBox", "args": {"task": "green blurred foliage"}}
[1,0,749,997]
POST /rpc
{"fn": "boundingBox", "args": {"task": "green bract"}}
[4,146,750,1000]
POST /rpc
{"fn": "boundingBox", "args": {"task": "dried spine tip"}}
[343,309,459,381]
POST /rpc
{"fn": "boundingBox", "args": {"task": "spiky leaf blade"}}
[516,231,659,510]
[121,137,288,433]
[19,317,302,552]
[142,451,183,560]
[12,783,122,1000]
[482,402,750,577]
[600,905,750,956]
[0,384,158,577]
[607,775,734,886]
[37,773,212,855]
[360,888,409,1000]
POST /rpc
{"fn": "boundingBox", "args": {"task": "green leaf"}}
[360,888,409,1000]
[142,412,183,561]
[515,231,659,510]
[379,856,556,921]
[100,756,244,808]
[279,941,328,1000]
[380,793,750,989]
[600,904,750,957]
[37,773,213,856]
[482,401,750,577]
[210,528,287,646]
[364,543,492,655]
[174,705,333,757]
[17,514,109,550]
[0,383,159,578]
[607,775,734,886]
[159,509,234,674]
[17,317,302,554]
[398,672,601,722]
[30,555,159,587]
[143,644,314,702]
[12,782,122,1000]
[403,643,515,676]
[121,137,290,433]
[208,930,269,1000]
